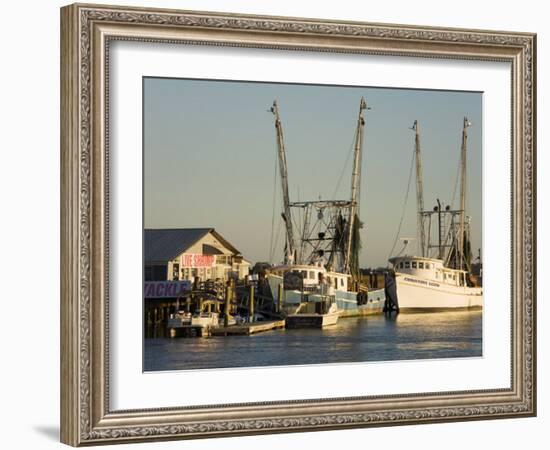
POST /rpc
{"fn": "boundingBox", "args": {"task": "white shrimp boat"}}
[388,256,482,311]
[387,119,483,311]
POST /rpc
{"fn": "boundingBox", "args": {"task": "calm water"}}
[144,311,482,372]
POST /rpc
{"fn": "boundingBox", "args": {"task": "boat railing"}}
[302,285,320,294]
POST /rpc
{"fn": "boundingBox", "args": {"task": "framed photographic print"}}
[60,3,536,446]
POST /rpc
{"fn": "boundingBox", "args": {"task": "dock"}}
[169,326,211,338]
[211,319,286,336]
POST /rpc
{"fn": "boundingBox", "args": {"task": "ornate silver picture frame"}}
[60,3,536,446]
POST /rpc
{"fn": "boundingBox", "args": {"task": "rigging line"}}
[450,147,461,208]
[331,125,358,200]
[268,141,279,264]
[394,240,409,258]
[272,219,283,265]
[387,146,416,261]
[290,206,301,242]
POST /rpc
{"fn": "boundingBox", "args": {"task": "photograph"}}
[143,78,483,372]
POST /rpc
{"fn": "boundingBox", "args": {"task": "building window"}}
[218,255,232,265]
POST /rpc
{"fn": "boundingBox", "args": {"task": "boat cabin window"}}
[418,262,424,269]
[309,271,315,280]
[340,278,344,287]
[425,263,431,270]
[404,261,410,269]
[412,262,417,269]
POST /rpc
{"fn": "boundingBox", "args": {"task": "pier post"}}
[277,283,283,314]
[224,279,232,328]
[249,284,255,323]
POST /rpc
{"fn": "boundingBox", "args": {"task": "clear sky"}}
[144,77,482,268]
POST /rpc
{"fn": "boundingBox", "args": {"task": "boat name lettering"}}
[404,277,440,288]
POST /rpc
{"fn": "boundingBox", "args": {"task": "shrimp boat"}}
[265,98,385,327]
[387,119,483,312]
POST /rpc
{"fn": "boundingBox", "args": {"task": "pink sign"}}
[181,253,215,268]
[144,281,191,298]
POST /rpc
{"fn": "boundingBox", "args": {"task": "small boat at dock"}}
[286,295,340,328]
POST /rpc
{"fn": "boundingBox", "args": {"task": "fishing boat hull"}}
[285,301,340,329]
[286,311,339,328]
[394,273,482,311]
[336,288,386,317]
[267,274,385,317]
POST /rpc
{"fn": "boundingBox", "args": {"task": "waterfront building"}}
[145,228,250,283]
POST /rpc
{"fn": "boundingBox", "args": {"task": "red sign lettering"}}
[180,254,215,268]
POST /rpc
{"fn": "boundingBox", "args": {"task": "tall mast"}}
[345,97,368,274]
[458,117,470,270]
[270,100,295,264]
[412,120,426,257]
[437,199,444,260]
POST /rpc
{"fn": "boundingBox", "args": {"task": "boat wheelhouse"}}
[389,256,471,288]
[269,264,350,293]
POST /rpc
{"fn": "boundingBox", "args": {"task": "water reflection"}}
[144,311,482,372]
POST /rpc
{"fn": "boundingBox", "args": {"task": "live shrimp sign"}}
[181,253,215,268]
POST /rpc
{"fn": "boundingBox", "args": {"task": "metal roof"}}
[144,228,241,263]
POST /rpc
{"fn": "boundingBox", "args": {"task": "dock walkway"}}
[211,319,285,336]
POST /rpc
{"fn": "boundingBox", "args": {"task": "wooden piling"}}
[277,283,283,314]
[224,279,232,328]
[249,284,255,322]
